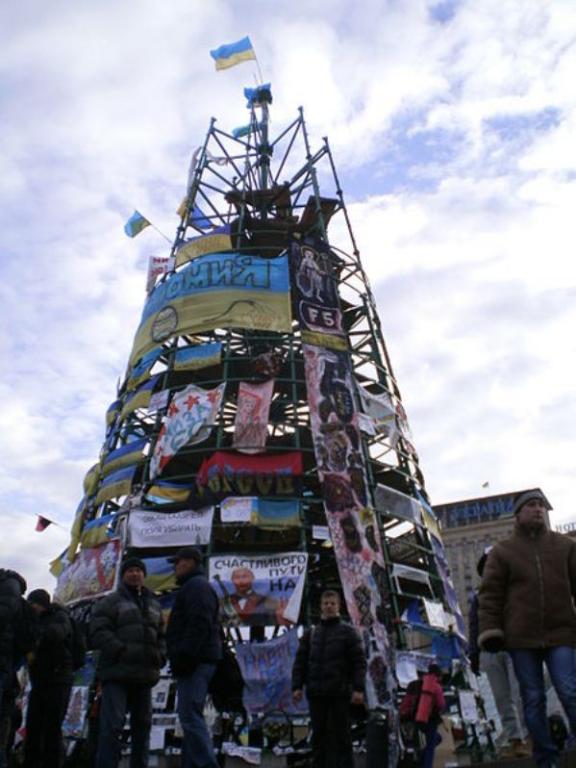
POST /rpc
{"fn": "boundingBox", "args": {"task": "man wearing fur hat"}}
[90,556,166,768]
[479,490,576,768]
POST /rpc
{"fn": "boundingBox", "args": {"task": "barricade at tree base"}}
[50,87,495,767]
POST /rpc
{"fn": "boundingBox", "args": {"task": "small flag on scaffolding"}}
[124,210,151,238]
[210,36,256,71]
[35,515,53,532]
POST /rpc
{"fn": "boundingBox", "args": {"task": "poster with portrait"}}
[209,552,308,627]
[233,380,274,453]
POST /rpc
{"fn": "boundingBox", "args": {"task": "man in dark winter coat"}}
[292,590,366,768]
[0,569,35,768]
[90,556,166,768]
[166,547,221,768]
[24,589,74,768]
[479,490,576,768]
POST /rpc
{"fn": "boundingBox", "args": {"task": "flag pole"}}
[150,223,173,244]
[254,55,264,85]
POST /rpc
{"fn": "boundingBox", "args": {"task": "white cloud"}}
[1,0,575,590]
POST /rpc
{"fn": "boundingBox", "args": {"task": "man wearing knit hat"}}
[24,588,74,768]
[479,489,576,768]
[90,556,166,768]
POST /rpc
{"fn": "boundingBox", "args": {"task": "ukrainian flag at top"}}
[210,36,256,70]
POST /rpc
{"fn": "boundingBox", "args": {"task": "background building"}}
[433,488,551,631]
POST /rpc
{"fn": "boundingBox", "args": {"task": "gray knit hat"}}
[513,490,550,516]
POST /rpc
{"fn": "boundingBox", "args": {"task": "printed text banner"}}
[128,507,214,548]
[129,253,292,364]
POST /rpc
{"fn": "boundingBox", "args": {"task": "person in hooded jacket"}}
[479,490,576,768]
[90,557,166,768]
[0,569,35,768]
[23,589,74,768]
[292,590,366,768]
[166,547,222,768]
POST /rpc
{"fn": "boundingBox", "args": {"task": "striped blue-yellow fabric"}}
[101,438,147,478]
[210,36,255,71]
[81,513,117,549]
[145,480,194,505]
[120,375,161,419]
[95,465,137,506]
[126,347,163,391]
[143,556,177,593]
[173,342,222,372]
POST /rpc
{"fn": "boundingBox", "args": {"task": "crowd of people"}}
[1,489,576,768]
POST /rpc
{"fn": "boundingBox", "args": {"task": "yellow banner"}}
[130,289,290,365]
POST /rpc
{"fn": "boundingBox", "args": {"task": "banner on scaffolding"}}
[233,380,274,453]
[150,382,225,478]
[54,538,121,605]
[128,507,214,548]
[236,629,307,715]
[291,240,346,350]
[193,451,303,505]
[129,253,292,364]
[303,342,395,710]
[209,551,307,627]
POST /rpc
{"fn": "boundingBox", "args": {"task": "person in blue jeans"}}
[90,557,166,768]
[166,547,222,768]
[479,490,576,768]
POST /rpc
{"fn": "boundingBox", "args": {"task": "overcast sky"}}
[1,0,575,592]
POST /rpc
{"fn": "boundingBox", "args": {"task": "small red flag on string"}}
[35,515,53,532]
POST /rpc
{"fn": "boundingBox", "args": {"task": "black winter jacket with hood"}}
[90,583,166,686]
[0,569,35,673]
[166,566,222,677]
[29,604,74,686]
[292,617,366,697]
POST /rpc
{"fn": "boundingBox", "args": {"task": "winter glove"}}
[469,652,480,675]
[482,636,505,654]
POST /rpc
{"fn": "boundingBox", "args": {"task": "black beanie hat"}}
[27,589,51,610]
[120,557,147,577]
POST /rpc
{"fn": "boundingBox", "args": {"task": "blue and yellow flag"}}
[101,438,147,478]
[83,462,102,497]
[143,556,177,593]
[50,549,70,578]
[120,375,161,419]
[175,225,232,267]
[124,210,151,238]
[210,36,256,71]
[145,480,195,505]
[106,399,121,427]
[95,465,137,506]
[126,347,163,391]
[81,513,117,549]
[173,342,223,372]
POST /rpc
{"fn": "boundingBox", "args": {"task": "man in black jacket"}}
[24,589,74,768]
[292,590,366,768]
[90,556,166,768]
[0,569,34,768]
[166,547,221,768]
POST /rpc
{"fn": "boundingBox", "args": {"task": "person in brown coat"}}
[478,490,576,768]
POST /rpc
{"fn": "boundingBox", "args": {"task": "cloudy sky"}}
[1,0,575,592]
